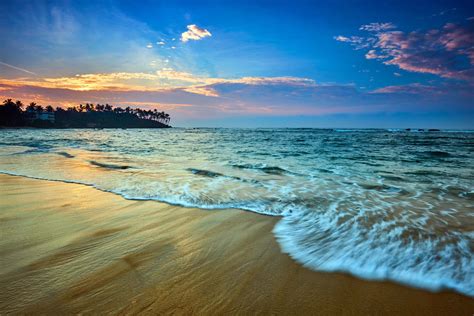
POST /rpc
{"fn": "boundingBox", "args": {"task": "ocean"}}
[0,128,472,296]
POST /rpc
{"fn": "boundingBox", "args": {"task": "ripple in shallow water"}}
[0,128,472,296]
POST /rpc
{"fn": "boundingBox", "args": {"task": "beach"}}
[1,173,473,315]
[1,0,474,312]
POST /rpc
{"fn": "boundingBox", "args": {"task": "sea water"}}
[0,128,472,296]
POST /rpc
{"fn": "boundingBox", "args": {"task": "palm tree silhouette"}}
[2,99,171,127]
[26,102,36,112]
[15,100,24,110]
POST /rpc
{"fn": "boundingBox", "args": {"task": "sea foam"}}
[0,128,472,296]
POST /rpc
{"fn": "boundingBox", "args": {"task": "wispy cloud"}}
[334,35,372,49]
[1,70,472,125]
[365,50,378,59]
[182,86,219,97]
[335,20,474,81]
[0,70,316,97]
[432,7,457,17]
[371,83,437,94]
[359,22,396,32]
[181,24,212,42]
[0,61,37,76]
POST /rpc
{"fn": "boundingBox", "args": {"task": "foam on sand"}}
[1,174,473,314]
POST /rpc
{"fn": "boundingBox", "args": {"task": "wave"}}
[424,151,451,158]
[379,175,406,182]
[186,168,260,185]
[57,151,75,158]
[274,207,474,297]
[1,128,473,298]
[0,169,472,297]
[231,163,294,175]
[89,160,131,170]
[187,168,224,178]
[333,129,368,132]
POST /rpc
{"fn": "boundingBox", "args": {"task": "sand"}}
[0,174,473,315]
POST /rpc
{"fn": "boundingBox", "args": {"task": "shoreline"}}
[1,174,473,314]
[0,126,171,129]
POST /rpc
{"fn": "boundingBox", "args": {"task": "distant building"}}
[39,112,55,122]
[25,110,55,123]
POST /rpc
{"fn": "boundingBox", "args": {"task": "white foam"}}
[273,205,474,297]
[1,128,473,298]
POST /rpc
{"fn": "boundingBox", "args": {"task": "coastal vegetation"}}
[0,99,171,128]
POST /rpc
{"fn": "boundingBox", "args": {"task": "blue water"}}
[0,128,473,296]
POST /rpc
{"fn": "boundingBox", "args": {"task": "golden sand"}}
[0,174,473,315]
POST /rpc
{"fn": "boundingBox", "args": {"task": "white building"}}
[25,110,55,123]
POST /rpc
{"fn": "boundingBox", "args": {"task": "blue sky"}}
[0,0,473,127]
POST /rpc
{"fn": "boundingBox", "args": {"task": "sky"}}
[0,0,473,128]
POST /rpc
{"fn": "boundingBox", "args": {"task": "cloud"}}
[359,22,396,32]
[365,50,378,59]
[0,79,366,118]
[334,35,350,42]
[371,83,437,94]
[0,70,316,98]
[1,72,473,126]
[432,8,457,17]
[182,86,219,97]
[335,20,474,81]
[334,35,372,49]
[181,24,212,42]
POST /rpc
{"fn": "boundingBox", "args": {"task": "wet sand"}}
[0,174,473,315]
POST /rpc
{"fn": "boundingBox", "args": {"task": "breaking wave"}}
[0,128,473,296]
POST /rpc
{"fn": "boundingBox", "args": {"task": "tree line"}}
[0,99,171,127]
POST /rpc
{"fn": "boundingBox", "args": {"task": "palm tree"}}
[26,102,37,112]
[2,99,15,109]
[0,99,22,126]
[15,100,24,110]
[2,98,171,127]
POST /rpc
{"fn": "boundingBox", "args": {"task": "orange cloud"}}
[0,70,316,97]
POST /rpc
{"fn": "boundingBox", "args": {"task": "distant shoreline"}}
[0,99,172,129]
[0,125,171,129]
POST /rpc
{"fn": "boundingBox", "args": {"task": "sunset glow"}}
[0,1,473,127]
